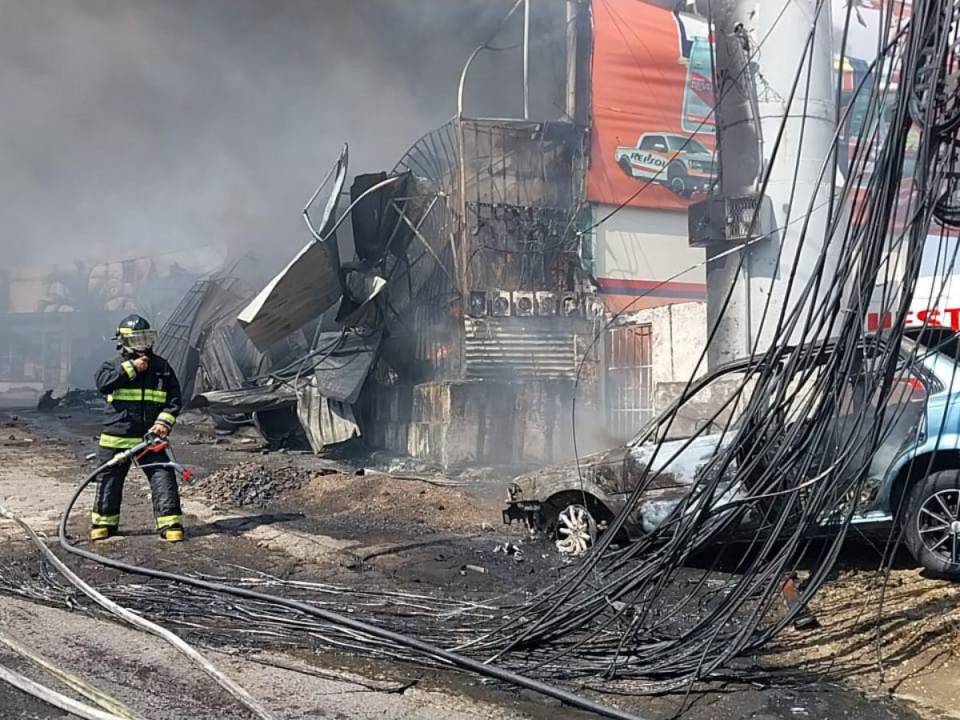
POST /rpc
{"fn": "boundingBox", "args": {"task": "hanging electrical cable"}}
[461,0,960,691]
[18,0,960,714]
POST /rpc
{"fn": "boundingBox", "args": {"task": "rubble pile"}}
[61,389,103,408]
[36,389,104,412]
[187,462,319,508]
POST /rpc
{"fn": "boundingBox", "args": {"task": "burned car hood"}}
[629,433,740,532]
[511,446,632,500]
[627,433,729,488]
[511,433,732,501]
[509,433,739,535]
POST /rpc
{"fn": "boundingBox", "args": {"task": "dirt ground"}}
[0,407,945,719]
[767,568,960,718]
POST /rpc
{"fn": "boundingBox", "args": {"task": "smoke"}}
[0,0,566,275]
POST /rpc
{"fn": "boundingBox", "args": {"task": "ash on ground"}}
[185,462,324,508]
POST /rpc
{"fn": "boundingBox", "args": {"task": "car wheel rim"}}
[917,488,960,565]
[555,504,595,558]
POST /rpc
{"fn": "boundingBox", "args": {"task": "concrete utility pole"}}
[523,0,531,119]
[703,0,839,366]
[565,0,579,121]
[564,0,590,126]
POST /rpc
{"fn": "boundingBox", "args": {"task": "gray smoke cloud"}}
[0,0,566,274]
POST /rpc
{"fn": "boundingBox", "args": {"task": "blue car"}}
[504,331,960,578]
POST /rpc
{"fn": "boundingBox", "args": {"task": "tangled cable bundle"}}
[460,0,960,689]
[8,2,960,716]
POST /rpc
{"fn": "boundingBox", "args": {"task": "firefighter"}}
[91,314,184,542]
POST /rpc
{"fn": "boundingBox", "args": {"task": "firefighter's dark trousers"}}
[91,446,183,531]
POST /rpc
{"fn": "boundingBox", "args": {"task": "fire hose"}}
[58,438,647,720]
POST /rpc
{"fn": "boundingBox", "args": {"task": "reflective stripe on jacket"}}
[96,353,182,446]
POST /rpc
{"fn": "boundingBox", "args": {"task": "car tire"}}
[542,494,612,558]
[618,156,633,176]
[667,162,691,197]
[905,469,960,580]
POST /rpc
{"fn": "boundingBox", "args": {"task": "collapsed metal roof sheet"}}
[237,146,348,351]
[310,329,382,405]
[193,329,379,416]
[349,171,413,263]
[155,276,250,401]
[192,384,297,414]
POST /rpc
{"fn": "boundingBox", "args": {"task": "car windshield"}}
[631,367,760,445]
[630,341,932,448]
[667,136,708,154]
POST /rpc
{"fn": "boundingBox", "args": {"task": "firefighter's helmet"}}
[115,314,157,354]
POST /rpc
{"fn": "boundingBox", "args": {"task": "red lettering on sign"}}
[865,307,960,330]
[947,308,960,330]
[916,309,942,326]
[867,311,893,331]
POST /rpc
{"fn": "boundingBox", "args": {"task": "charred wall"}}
[376,118,591,386]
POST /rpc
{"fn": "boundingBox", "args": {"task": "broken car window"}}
[654,370,757,443]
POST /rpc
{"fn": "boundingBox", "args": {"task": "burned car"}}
[504,334,960,579]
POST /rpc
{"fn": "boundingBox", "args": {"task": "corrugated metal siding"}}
[464,317,577,379]
[297,382,359,453]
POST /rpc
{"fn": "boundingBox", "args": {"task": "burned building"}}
[360,118,603,467]
[0,259,206,405]
[179,0,693,468]
[188,1,689,467]
[205,118,605,468]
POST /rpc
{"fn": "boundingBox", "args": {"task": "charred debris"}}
[161,119,605,467]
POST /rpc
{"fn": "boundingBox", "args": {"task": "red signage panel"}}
[587,1,715,210]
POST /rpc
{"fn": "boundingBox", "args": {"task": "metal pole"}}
[702,0,758,366]
[523,0,531,119]
[565,0,578,121]
[457,0,525,294]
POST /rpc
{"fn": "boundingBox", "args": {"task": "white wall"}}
[614,301,708,410]
[590,206,708,414]
[593,205,705,284]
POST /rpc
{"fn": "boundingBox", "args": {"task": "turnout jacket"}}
[95,353,182,449]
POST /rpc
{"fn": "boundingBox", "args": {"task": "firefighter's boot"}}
[90,526,116,542]
[160,526,184,543]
